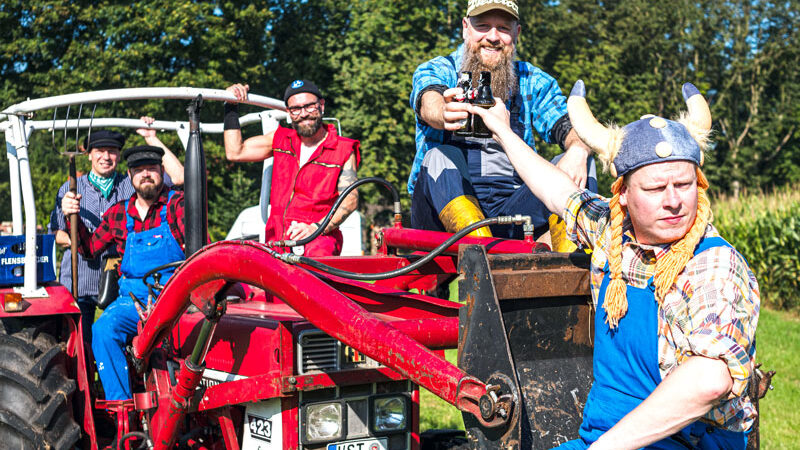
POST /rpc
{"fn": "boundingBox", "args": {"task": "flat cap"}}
[84,130,126,151]
[123,145,164,168]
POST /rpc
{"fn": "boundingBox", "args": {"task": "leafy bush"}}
[713,186,800,311]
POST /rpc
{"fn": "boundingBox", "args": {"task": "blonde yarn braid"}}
[653,168,711,302]
[603,168,711,327]
[603,177,627,328]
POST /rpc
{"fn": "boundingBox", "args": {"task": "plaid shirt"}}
[48,173,135,296]
[407,43,568,194]
[71,186,185,265]
[564,189,760,432]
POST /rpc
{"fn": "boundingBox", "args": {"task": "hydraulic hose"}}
[273,215,531,281]
[116,431,150,450]
[268,176,401,248]
[141,177,402,286]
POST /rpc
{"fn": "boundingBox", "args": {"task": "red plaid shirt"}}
[71,186,185,260]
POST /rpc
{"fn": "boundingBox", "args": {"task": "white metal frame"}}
[1,87,287,297]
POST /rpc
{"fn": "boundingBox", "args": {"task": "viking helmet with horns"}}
[566,80,712,177]
[566,80,714,328]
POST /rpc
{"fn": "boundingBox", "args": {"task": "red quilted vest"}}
[264,124,360,246]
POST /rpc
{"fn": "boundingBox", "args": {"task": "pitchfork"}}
[51,104,97,301]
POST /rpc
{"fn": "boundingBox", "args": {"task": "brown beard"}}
[461,41,517,104]
[135,177,162,201]
[292,114,324,137]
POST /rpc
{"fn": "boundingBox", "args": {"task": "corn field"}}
[713,185,800,311]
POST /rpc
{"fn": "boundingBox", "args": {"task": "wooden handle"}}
[68,155,78,301]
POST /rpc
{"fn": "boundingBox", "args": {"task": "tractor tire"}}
[0,319,81,449]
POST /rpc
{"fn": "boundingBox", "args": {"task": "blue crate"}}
[0,234,57,286]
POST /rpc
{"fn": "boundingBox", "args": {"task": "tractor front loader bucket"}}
[458,245,594,449]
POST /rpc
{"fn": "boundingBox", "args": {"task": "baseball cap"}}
[283,79,323,103]
[466,0,519,20]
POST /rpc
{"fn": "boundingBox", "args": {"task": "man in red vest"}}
[223,80,360,256]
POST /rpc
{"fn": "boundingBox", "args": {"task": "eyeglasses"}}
[287,101,320,116]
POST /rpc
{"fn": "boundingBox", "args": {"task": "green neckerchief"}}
[88,171,117,199]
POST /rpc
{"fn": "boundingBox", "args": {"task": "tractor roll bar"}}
[1,87,287,296]
[2,87,285,115]
[0,112,288,135]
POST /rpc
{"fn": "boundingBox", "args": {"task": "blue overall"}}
[92,191,184,400]
[410,145,598,240]
[556,237,747,449]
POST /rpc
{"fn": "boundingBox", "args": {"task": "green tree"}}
[696,0,800,192]
[2,1,799,237]
[326,0,461,213]
[1,0,274,231]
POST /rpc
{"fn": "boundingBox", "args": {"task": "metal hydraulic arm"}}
[130,241,512,443]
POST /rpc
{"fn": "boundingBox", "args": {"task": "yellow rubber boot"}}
[439,195,493,237]
[548,214,578,252]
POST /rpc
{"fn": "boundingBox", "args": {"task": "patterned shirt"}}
[48,173,135,296]
[71,185,185,266]
[563,189,760,432]
[49,172,174,296]
[408,43,569,194]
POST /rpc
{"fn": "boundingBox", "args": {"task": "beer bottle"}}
[454,71,473,137]
[472,71,495,138]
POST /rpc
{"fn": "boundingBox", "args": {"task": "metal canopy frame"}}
[0,87,286,296]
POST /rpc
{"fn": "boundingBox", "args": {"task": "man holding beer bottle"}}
[408,0,597,241]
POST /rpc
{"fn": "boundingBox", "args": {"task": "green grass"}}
[419,309,800,447]
[756,308,800,449]
[417,280,464,431]
[420,349,464,432]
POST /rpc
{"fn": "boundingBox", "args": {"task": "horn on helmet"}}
[682,83,711,132]
[567,80,615,158]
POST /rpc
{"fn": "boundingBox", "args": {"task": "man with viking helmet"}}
[467,81,759,448]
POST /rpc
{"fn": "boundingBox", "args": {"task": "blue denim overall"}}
[92,191,184,400]
[556,237,747,449]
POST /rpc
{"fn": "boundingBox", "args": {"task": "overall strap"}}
[126,190,176,231]
[158,190,176,224]
[124,199,135,233]
[446,53,458,73]
[693,235,730,256]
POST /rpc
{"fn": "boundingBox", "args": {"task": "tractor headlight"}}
[372,395,407,432]
[304,402,343,442]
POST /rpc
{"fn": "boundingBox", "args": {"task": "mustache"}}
[479,42,505,51]
[461,40,518,104]
[293,115,324,137]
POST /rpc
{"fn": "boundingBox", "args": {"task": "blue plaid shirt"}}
[408,44,569,194]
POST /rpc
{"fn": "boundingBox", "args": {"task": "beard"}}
[461,40,518,104]
[292,114,324,137]
[135,177,162,201]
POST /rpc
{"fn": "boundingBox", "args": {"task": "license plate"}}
[246,413,273,442]
[327,437,387,450]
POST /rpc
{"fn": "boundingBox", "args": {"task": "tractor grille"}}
[299,331,338,373]
[298,329,382,374]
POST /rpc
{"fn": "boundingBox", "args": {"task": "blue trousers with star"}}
[411,145,597,239]
[92,295,140,400]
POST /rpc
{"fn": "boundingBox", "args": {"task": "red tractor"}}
[0,89,771,450]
